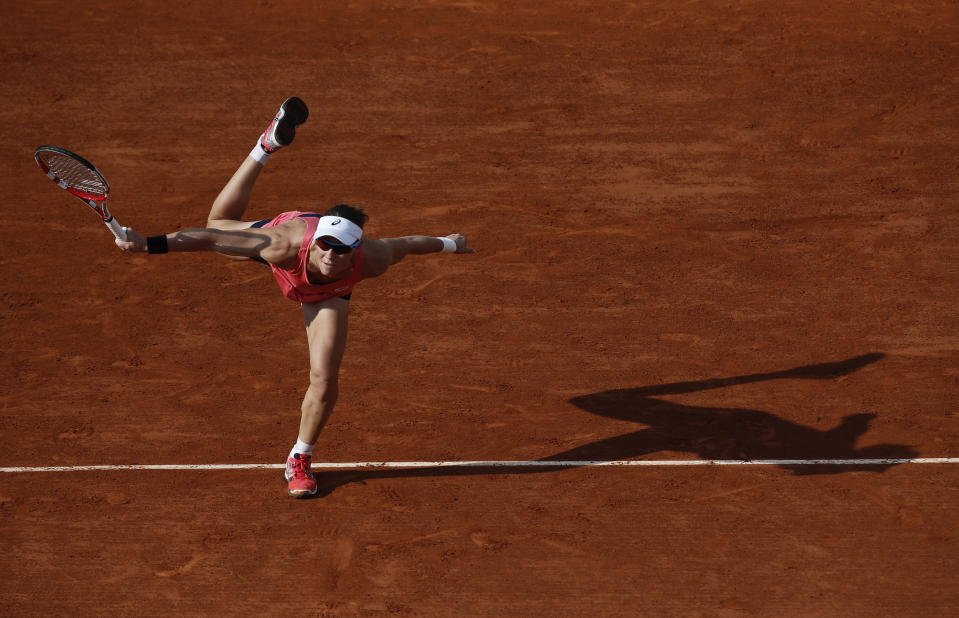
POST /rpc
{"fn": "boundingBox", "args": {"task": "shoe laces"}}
[289,454,312,478]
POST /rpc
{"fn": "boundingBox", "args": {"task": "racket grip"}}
[105,216,127,241]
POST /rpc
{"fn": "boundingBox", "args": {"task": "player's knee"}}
[308,370,339,394]
[206,218,249,231]
[306,373,339,408]
[206,218,230,229]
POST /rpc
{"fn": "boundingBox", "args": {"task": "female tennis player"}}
[116,98,475,497]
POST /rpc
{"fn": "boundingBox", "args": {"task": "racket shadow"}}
[311,353,915,497]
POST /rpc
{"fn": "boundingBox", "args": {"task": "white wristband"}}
[439,237,457,253]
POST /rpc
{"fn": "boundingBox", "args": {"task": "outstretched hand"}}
[446,233,476,254]
[115,227,147,252]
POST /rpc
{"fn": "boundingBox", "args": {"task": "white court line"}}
[2,458,959,473]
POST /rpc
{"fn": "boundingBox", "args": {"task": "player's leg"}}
[285,297,351,498]
[206,156,265,230]
[206,98,309,231]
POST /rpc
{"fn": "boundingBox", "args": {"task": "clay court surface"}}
[2,0,959,615]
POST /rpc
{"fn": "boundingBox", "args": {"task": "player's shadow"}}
[549,352,915,474]
[312,353,915,497]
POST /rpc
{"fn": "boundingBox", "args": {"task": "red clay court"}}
[2,1,958,615]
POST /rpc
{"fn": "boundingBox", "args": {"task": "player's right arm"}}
[116,224,298,266]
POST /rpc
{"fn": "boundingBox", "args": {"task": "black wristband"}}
[147,235,169,254]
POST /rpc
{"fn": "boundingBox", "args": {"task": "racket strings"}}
[39,152,108,199]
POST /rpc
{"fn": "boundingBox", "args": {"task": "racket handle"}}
[105,216,127,241]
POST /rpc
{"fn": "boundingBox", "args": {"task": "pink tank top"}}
[260,211,364,303]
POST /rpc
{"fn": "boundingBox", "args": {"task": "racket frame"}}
[34,145,127,241]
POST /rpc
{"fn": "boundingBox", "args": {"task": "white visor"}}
[311,216,363,247]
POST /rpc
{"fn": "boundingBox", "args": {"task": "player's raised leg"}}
[206,157,265,230]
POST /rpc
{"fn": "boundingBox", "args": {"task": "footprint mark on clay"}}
[324,537,355,589]
[331,537,354,573]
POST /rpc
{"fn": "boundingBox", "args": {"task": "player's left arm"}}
[362,234,474,278]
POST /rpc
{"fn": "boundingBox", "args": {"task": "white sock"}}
[249,140,271,165]
[288,439,314,460]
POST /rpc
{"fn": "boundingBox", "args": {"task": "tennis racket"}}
[34,145,127,241]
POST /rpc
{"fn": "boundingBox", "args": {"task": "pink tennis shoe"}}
[259,97,309,154]
[285,452,318,498]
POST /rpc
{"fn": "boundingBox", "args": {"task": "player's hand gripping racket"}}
[34,145,127,242]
